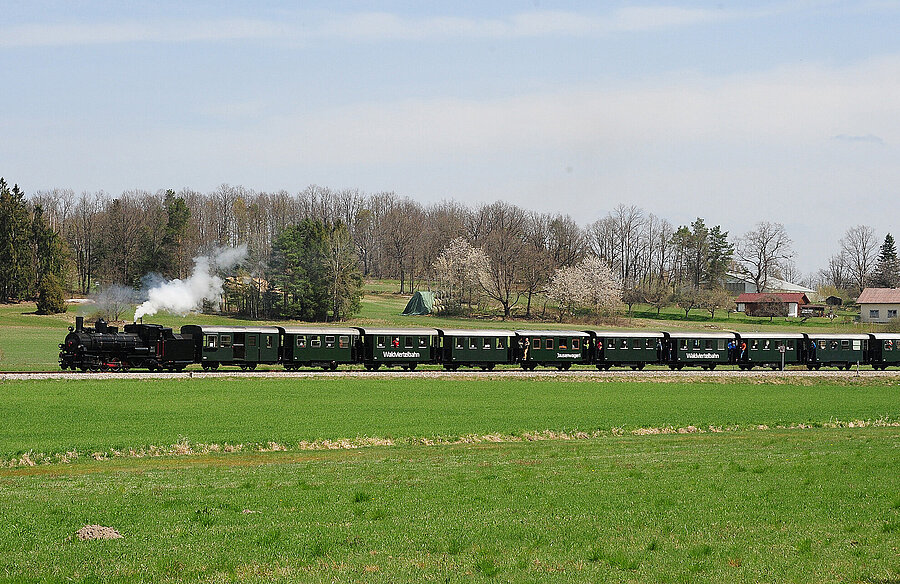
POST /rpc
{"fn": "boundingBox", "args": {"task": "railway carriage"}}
[355,328,439,370]
[868,333,900,370]
[436,329,515,370]
[802,333,868,370]
[180,325,281,370]
[515,330,590,370]
[734,332,805,370]
[278,327,360,370]
[590,330,664,370]
[663,331,735,370]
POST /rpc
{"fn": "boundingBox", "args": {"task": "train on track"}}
[59,317,900,372]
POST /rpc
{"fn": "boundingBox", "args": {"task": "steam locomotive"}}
[59,317,194,372]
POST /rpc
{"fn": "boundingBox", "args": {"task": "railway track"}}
[3,368,900,381]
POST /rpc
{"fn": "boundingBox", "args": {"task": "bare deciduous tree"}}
[735,221,793,292]
[840,225,878,293]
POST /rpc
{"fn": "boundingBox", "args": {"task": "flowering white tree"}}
[433,237,489,307]
[546,255,621,320]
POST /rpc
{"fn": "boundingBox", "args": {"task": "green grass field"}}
[0,376,898,582]
[1,287,899,582]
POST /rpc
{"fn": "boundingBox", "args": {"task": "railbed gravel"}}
[4,368,900,381]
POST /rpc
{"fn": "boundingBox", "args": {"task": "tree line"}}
[2,178,897,320]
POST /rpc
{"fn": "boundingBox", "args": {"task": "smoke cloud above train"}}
[133,245,247,321]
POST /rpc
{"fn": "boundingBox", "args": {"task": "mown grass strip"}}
[1,377,897,460]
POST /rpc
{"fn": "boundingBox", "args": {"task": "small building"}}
[725,272,821,302]
[856,288,900,323]
[736,292,810,318]
[825,296,843,306]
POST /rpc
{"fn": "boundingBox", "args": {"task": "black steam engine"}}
[59,317,194,372]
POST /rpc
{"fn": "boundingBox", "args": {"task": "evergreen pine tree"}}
[872,233,900,288]
[0,178,36,302]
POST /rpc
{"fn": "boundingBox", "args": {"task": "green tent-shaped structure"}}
[401,291,435,315]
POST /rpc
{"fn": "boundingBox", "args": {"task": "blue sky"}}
[3,1,899,274]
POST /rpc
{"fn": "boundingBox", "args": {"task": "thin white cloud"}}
[222,56,900,167]
[0,19,286,47]
[0,6,739,48]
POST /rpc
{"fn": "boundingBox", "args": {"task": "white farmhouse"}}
[857,288,900,323]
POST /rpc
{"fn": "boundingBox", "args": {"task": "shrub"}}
[36,274,67,314]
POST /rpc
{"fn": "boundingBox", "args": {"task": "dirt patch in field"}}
[75,525,122,541]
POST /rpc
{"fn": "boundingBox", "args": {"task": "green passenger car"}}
[180,325,281,370]
[514,330,590,370]
[278,327,360,370]
[735,333,804,370]
[590,330,664,370]
[803,334,868,370]
[355,328,439,370]
[664,332,734,370]
[868,333,900,370]
[436,329,515,370]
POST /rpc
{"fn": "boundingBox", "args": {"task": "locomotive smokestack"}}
[76,316,84,331]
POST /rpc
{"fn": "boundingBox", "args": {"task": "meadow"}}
[1,289,898,582]
[0,375,898,582]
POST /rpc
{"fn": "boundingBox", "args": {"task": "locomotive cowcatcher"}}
[59,316,194,372]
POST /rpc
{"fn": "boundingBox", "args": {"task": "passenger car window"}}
[679,340,687,350]
[325,335,335,347]
[311,336,321,348]
[483,338,491,349]
[265,335,272,349]
[296,336,306,348]
[455,338,464,349]
[532,338,541,349]
[377,336,386,348]
[497,338,505,349]
[339,335,349,348]
[405,337,414,349]
[841,340,850,350]
[221,335,232,348]
[205,335,217,348]
[546,338,554,350]
[621,339,628,349]
[419,337,427,348]
[572,339,580,350]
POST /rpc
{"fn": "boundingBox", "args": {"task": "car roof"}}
[515,330,591,337]
[278,327,359,336]
[181,325,281,334]
[665,331,736,339]
[437,329,516,336]
[589,330,665,338]
[355,327,440,335]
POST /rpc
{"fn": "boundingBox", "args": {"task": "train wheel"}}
[240,364,248,371]
[211,363,220,371]
[521,363,530,370]
[669,365,677,370]
[708,364,716,371]
[202,363,210,371]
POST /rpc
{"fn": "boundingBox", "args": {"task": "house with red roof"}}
[857,288,900,323]
[736,292,811,318]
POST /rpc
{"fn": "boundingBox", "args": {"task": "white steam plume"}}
[133,245,248,321]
